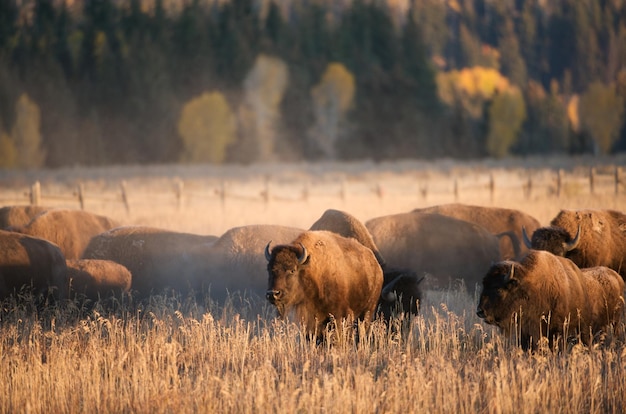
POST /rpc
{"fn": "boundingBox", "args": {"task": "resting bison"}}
[82,226,217,299]
[414,203,540,259]
[476,250,624,350]
[9,209,120,259]
[523,209,626,278]
[310,208,423,319]
[365,212,501,293]
[265,230,383,341]
[0,229,67,301]
[65,259,132,301]
[0,205,50,229]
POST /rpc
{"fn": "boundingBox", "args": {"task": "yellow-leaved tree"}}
[0,130,17,169]
[437,66,526,157]
[578,81,624,154]
[486,88,526,158]
[12,93,45,168]
[238,54,289,162]
[309,62,355,159]
[178,91,237,164]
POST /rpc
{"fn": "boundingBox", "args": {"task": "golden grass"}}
[1,161,626,413]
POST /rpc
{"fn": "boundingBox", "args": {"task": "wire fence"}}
[0,165,623,213]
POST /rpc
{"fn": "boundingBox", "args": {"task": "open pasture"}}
[1,157,626,413]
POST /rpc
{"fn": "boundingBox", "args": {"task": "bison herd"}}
[1,203,625,350]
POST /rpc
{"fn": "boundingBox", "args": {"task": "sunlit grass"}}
[1,161,626,413]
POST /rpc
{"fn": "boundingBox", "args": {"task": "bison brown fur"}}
[10,209,120,259]
[414,203,540,259]
[266,230,383,341]
[0,205,50,229]
[65,259,132,301]
[477,250,623,350]
[524,209,626,278]
[0,229,67,301]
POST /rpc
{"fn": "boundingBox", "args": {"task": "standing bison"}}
[0,229,67,301]
[0,205,50,229]
[265,230,383,341]
[65,259,132,302]
[310,208,423,320]
[523,209,626,278]
[366,211,501,294]
[414,203,540,259]
[477,250,624,350]
[9,209,120,259]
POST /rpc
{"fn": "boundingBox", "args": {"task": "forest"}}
[1,0,626,168]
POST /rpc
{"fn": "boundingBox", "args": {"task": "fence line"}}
[1,166,623,213]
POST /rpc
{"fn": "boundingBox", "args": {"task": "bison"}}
[265,230,383,341]
[9,209,121,259]
[201,224,305,304]
[65,259,132,302]
[414,203,541,259]
[377,268,424,321]
[476,250,624,350]
[365,211,502,294]
[0,205,50,229]
[0,229,67,301]
[82,226,217,299]
[309,208,387,266]
[523,209,626,278]
[309,208,423,320]
[83,224,303,305]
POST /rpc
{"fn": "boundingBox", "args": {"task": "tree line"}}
[1,0,625,168]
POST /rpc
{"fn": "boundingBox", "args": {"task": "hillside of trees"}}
[1,0,626,168]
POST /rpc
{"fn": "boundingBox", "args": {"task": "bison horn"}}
[265,241,272,262]
[565,224,581,252]
[296,243,309,265]
[505,264,515,282]
[521,226,533,249]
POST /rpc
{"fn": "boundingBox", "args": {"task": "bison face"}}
[380,269,423,316]
[477,263,521,329]
[522,225,580,257]
[265,243,310,317]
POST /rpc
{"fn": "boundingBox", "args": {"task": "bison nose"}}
[266,290,281,303]
[476,308,485,319]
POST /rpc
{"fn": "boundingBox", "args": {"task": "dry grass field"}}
[1,156,626,413]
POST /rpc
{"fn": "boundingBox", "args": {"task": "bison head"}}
[265,241,310,317]
[522,225,580,257]
[379,269,423,318]
[477,262,526,329]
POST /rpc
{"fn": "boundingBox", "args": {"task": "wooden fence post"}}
[420,183,428,200]
[30,181,41,206]
[589,167,596,194]
[219,181,226,207]
[261,176,270,205]
[340,179,346,201]
[302,182,309,202]
[524,174,532,200]
[175,179,184,211]
[77,183,85,210]
[616,166,621,195]
[453,178,459,201]
[120,180,130,213]
[375,183,384,199]
[489,173,495,202]
[556,169,564,198]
